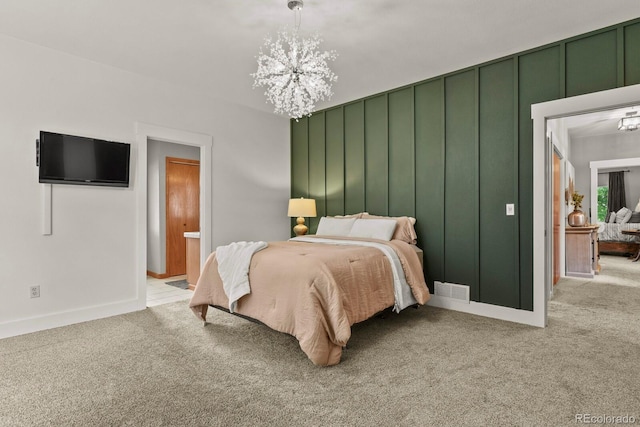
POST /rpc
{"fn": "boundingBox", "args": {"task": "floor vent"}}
[434,281,470,303]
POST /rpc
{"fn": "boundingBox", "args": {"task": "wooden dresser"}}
[184,232,201,290]
[565,225,600,278]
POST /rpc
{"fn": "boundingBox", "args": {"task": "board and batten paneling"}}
[325,108,345,216]
[517,46,562,310]
[444,70,478,300]
[625,22,640,85]
[415,80,445,289]
[479,59,518,307]
[290,17,640,310]
[364,95,389,214]
[565,29,618,97]
[388,88,416,217]
[344,102,365,215]
[307,113,326,232]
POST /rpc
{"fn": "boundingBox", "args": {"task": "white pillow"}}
[608,212,616,223]
[315,217,356,236]
[615,207,632,224]
[347,219,397,241]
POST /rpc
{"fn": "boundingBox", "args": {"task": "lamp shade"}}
[288,198,317,217]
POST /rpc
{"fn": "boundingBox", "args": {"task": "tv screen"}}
[38,131,130,187]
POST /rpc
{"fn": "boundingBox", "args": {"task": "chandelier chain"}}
[294,8,301,33]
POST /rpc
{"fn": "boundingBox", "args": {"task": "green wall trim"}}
[290,17,640,310]
[625,22,640,85]
[325,107,345,217]
[617,27,625,87]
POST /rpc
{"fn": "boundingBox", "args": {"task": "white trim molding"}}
[0,299,140,340]
[427,295,543,327]
[135,123,213,310]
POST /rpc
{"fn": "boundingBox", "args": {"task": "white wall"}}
[0,35,290,338]
[570,131,640,216]
[546,118,573,277]
[548,118,571,160]
[147,140,200,275]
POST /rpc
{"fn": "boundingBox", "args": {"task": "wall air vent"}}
[434,281,470,304]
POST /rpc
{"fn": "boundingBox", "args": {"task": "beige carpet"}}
[1,255,639,426]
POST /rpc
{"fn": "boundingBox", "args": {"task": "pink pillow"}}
[361,214,417,244]
[329,212,367,219]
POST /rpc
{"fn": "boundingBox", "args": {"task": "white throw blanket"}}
[216,241,268,313]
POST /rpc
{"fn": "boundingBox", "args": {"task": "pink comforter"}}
[189,236,430,366]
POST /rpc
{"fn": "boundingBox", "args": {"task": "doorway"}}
[165,157,200,277]
[146,140,201,279]
[531,83,640,327]
[135,122,213,311]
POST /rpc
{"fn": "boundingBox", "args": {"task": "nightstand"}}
[565,225,600,278]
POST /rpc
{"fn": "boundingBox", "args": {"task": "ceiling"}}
[565,106,640,139]
[1,1,640,117]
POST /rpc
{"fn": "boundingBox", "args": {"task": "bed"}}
[189,214,430,366]
[597,207,640,254]
[598,222,640,255]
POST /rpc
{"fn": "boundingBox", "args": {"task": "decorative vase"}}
[568,209,586,227]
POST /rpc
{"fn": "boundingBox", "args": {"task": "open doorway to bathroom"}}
[135,122,213,310]
[146,140,201,306]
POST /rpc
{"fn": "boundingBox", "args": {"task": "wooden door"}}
[166,157,200,277]
[553,151,561,285]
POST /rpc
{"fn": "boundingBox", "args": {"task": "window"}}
[597,186,609,222]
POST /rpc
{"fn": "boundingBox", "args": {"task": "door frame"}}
[135,122,213,309]
[552,147,563,289]
[531,83,640,327]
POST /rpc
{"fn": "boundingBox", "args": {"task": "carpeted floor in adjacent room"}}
[0,255,638,426]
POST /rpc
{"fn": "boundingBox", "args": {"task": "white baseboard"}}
[0,294,545,340]
[427,294,545,327]
[0,299,146,340]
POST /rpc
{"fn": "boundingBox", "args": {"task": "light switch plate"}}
[506,204,515,216]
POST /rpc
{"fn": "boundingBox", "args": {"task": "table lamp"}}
[288,197,317,236]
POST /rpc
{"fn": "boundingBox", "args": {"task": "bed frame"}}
[598,240,639,256]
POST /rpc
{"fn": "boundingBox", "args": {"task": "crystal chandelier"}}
[251,0,338,121]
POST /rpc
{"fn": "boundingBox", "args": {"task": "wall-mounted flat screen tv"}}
[38,131,131,187]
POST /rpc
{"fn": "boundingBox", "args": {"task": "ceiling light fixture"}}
[618,111,640,131]
[251,0,338,121]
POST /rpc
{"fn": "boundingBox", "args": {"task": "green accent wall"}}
[414,80,444,287]
[444,70,478,299]
[290,18,640,310]
[344,102,365,214]
[625,22,640,85]
[479,59,518,307]
[364,95,388,214]
[325,108,344,216]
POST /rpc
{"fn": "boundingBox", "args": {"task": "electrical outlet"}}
[30,285,40,299]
